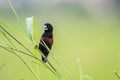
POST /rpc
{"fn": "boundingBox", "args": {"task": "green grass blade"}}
[26,17,38,57]
[5,45,62,80]
[114,71,120,79]
[35,45,63,80]
[7,0,23,24]
[0,45,40,80]
[4,47,40,61]
[26,17,35,43]
[0,29,16,49]
[0,45,62,80]
[47,61,63,80]
[40,40,74,80]
[0,22,63,80]
[0,44,63,80]
[0,19,32,44]
[10,49,40,80]
[84,75,93,80]
[52,55,74,80]
[0,28,40,80]
[0,25,34,56]
[0,25,40,80]
[32,61,62,80]
[26,16,39,80]
[26,17,37,45]
[10,47,62,80]
[32,17,37,45]
[77,58,83,80]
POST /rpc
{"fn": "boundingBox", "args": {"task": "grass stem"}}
[0,25,34,56]
[114,71,120,79]
[8,0,23,25]
[77,58,83,80]
[0,45,40,80]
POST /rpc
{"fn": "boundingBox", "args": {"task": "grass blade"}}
[8,0,23,24]
[114,71,120,79]
[0,26,40,80]
[26,16,39,79]
[32,61,62,80]
[35,45,63,80]
[0,45,62,80]
[0,18,32,44]
[0,45,40,80]
[0,25,61,80]
[84,75,93,80]
[0,25,34,56]
[0,21,63,80]
[0,29,16,49]
[41,40,74,80]
[51,54,74,80]
[77,58,83,80]
[26,17,38,57]
[26,17,37,44]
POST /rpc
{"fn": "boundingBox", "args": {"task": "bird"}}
[39,23,53,63]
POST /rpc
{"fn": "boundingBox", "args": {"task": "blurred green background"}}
[0,0,120,80]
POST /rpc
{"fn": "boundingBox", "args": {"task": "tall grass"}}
[114,71,120,79]
[0,0,93,80]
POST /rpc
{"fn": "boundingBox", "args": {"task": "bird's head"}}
[44,23,53,33]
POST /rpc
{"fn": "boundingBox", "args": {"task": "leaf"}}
[26,17,37,45]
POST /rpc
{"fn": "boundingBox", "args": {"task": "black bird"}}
[39,23,53,63]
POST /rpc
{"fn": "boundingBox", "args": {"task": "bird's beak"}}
[44,26,48,30]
